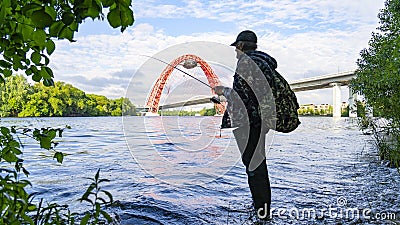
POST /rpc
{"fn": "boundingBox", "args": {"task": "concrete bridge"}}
[142,71,358,117]
[289,71,357,117]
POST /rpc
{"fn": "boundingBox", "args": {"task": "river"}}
[1,116,399,224]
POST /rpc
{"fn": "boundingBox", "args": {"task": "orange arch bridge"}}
[146,54,226,114]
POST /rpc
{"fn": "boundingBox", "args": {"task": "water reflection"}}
[1,116,399,224]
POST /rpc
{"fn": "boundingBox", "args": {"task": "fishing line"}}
[140,55,212,88]
[140,55,222,104]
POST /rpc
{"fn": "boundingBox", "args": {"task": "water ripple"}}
[2,116,399,224]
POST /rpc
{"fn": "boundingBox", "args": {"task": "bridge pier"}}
[331,83,341,118]
[348,87,357,118]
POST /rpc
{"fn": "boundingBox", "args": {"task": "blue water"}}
[1,116,399,224]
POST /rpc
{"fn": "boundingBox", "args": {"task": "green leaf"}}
[45,39,55,55]
[59,26,74,41]
[12,57,24,71]
[107,8,121,28]
[101,190,113,203]
[0,60,11,68]
[1,126,10,135]
[97,197,108,204]
[11,147,22,155]
[22,167,30,176]
[81,0,93,8]
[100,210,113,222]
[28,204,37,211]
[95,169,100,181]
[0,75,4,84]
[49,21,64,37]
[95,202,101,213]
[86,2,101,19]
[80,212,91,225]
[118,0,131,7]
[98,178,110,183]
[42,54,50,65]
[0,0,11,21]
[44,6,57,20]
[31,9,53,28]
[40,138,52,149]
[39,66,51,79]
[81,183,96,200]
[31,51,41,65]
[44,66,53,77]
[32,29,47,49]
[9,140,20,148]
[21,3,42,17]
[69,21,79,32]
[54,152,64,163]
[120,7,134,28]
[62,12,75,25]
[47,129,57,139]
[102,0,115,7]
[43,78,54,86]
[20,24,34,41]
[3,68,12,77]
[32,71,42,82]
[3,150,18,162]
[21,213,35,224]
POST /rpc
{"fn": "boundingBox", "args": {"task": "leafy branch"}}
[1,125,117,224]
[0,0,134,85]
[79,169,114,225]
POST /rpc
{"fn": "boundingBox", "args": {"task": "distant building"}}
[341,102,348,111]
[298,103,348,116]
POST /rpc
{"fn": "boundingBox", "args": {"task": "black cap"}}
[230,30,257,46]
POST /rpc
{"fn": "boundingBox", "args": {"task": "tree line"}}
[0,75,136,117]
[160,107,217,116]
[351,0,400,167]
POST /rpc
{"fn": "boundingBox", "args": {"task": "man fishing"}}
[213,30,278,220]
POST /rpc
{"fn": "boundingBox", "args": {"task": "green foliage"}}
[199,107,216,116]
[0,75,31,117]
[297,105,334,116]
[0,168,35,224]
[352,0,400,167]
[0,126,116,224]
[161,109,196,116]
[0,1,133,223]
[0,75,136,117]
[1,0,133,223]
[0,0,134,85]
[79,169,113,225]
[352,0,400,121]
[32,199,76,225]
[0,125,67,224]
[160,107,217,116]
[341,106,349,117]
[30,170,115,225]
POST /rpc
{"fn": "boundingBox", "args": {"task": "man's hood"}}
[245,50,277,70]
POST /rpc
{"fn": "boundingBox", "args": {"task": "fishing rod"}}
[140,55,212,88]
[140,55,221,104]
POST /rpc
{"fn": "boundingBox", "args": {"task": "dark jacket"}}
[222,50,277,129]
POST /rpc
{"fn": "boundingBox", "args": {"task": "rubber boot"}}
[247,160,271,220]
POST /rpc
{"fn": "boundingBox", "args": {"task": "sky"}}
[49,0,386,107]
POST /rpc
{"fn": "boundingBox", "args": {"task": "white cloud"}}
[134,0,384,31]
[49,0,385,106]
